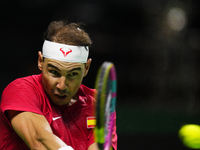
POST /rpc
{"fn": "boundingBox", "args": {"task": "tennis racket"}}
[94,61,117,150]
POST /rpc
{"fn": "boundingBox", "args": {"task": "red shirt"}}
[0,74,99,150]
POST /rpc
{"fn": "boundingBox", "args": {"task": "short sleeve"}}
[1,78,43,124]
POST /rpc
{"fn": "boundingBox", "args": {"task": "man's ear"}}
[84,58,92,77]
[38,51,43,71]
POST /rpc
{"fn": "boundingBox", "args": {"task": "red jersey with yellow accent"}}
[0,74,117,150]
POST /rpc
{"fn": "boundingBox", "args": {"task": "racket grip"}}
[98,143,104,150]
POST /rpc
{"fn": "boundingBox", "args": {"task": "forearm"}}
[9,111,70,150]
[18,128,71,150]
[36,130,67,150]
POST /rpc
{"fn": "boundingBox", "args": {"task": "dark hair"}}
[43,20,92,47]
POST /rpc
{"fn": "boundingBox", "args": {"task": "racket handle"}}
[98,143,104,150]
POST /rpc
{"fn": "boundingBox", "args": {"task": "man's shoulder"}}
[3,74,42,93]
[9,74,41,85]
[80,84,96,96]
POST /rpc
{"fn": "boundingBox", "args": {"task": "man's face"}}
[38,53,90,106]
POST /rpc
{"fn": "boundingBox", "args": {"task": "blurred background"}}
[1,0,200,149]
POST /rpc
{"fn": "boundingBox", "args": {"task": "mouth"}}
[54,94,68,101]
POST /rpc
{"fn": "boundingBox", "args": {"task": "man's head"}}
[38,20,92,106]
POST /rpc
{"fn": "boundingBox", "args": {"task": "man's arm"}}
[8,110,69,150]
[88,143,98,150]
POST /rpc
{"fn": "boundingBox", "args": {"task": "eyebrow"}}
[47,64,60,71]
[47,64,82,72]
[68,67,82,72]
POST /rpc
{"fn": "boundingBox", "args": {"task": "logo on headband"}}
[60,48,72,57]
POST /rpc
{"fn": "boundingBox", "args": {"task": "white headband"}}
[42,40,89,63]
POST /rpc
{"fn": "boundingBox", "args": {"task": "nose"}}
[56,76,67,91]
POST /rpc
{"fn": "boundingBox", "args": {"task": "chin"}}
[53,98,71,106]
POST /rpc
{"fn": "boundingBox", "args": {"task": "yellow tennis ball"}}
[179,124,200,149]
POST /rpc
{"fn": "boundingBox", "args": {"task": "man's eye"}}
[68,72,78,77]
[49,70,60,76]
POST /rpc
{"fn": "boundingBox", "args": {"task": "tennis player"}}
[0,20,117,150]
